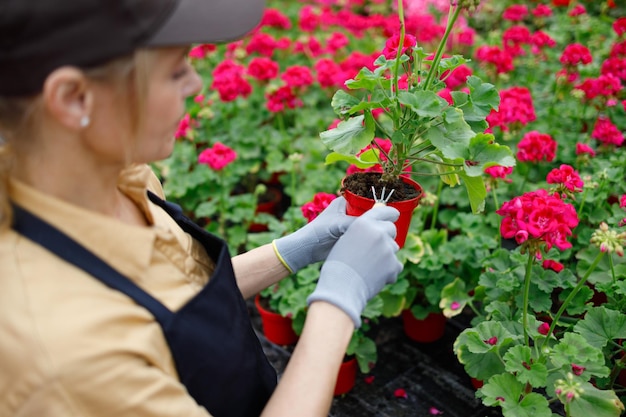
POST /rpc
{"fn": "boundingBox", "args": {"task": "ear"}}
[41,67,94,130]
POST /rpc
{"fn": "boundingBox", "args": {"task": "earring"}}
[80,115,90,128]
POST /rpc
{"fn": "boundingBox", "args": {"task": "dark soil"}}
[341,172,421,203]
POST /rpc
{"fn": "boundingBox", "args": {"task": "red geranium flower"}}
[301,193,337,223]
[546,164,584,194]
[592,116,625,146]
[198,142,237,171]
[382,33,417,59]
[575,143,596,157]
[497,189,579,254]
[560,43,593,66]
[542,259,564,273]
[516,131,557,163]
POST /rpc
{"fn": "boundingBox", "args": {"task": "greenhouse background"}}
[157,0,626,415]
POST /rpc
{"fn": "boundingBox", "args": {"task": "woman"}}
[0,1,403,416]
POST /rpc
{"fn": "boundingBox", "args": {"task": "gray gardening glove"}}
[307,205,403,328]
[273,196,355,273]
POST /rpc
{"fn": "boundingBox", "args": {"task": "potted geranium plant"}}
[318,0,515,339]
[319,0,516,246]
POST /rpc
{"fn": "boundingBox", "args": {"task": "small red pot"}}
[334,357,358,396]
[249,188,283,233]
[254,294,299,346]
[342,176,423,248]
[401,310,447,343]
[471,378,484,390]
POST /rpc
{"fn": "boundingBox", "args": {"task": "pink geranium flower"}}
[542,259,564,272]
[485,165,514,182]
[382,33,417,59]
[575,143,596,157]
[281,65,314,88]
[247,57,279,81]
[475,45,514,74]
[516,131,557,163]
[188,44,216,59]
[560,43,593,66]
[486,86,535,132]
[502,5,528,22]
[568,4,586,17]
[546,164,584,194]
[592,116,625,146]
[301,193,337,223]
[497,189,579,254]
[175,114,194,139]
[538,322,551,335]
[198,142,237,171]
[265,86,303,112]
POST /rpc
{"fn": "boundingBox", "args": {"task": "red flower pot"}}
[334,357,358,396]
[254,294,299,345]
[249,187,283,233]
[401,310,447,343]
[342,176,423,248]
[471,378,484,389]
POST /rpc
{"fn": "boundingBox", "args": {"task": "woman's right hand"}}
[306,205,403,327]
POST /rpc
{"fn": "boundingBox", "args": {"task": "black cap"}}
[0,0,265,96]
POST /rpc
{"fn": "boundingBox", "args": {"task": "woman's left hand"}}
[272,196,355,273]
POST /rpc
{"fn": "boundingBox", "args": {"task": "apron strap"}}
[11,203,173,326]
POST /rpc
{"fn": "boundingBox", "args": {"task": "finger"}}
[360,205,400,222]
[386,261,403,284]
[378,220,398,239]
[323,196,347,214]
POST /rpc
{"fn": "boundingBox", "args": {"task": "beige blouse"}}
[0,164,217,417]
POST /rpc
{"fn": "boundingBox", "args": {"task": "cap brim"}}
[147,0,265,46]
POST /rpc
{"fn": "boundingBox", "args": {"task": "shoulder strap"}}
[11,203,173,325]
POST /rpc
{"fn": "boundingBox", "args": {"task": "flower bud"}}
[455,0,481,12]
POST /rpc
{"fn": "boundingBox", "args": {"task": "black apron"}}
[11,192,277,417]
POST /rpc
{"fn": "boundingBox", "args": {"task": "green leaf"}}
[574,306,626,349]
[462,133,516,177]
[481,374,552,417]
[320,114,375,156]
[398,90,449,118]
[362,296,384,318]
[568,382,625,417]
[439,55,468,71]
[458,171,487,214]
[324,148,380,169]
[467,75,501,114]
[551,333,610,379]
[377,291,408,317]
[439,277,471,318]
[330,89,362,116]
[347,330,377,374]
[503,345,548,388]
[454,321,519,380]
[480,373,523,407]
[440,107,475,148]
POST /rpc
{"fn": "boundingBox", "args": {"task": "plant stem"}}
[492,186,501,247]
[608,252,616,284]
[392,0,406,129]
[577,186,589,215]
[430,179,444,230]
[422,5,461,91]
[540,251,605,350]
[407,157,463,167]
[522,252,535,347]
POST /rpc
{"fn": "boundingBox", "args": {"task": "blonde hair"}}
[0,49,155,230]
